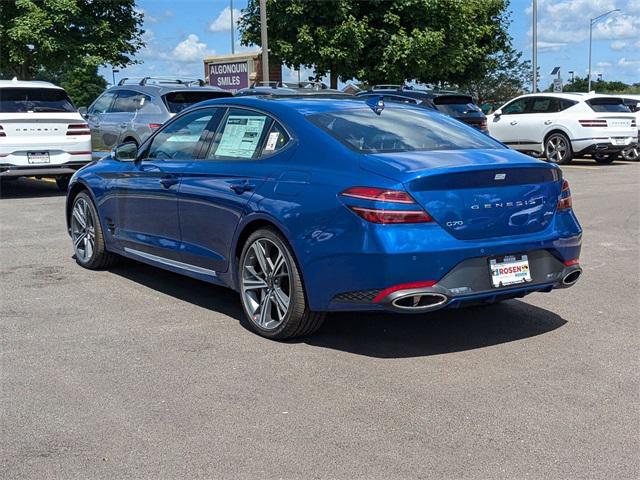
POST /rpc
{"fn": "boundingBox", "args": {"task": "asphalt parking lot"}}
[1,160,638,479]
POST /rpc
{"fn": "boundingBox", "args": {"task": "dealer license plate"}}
[489,254,532,288]
[27,152,50,164]
[611,137,627,146]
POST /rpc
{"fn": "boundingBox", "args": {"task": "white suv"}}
[488,93,637,164]
[0,79,92,190]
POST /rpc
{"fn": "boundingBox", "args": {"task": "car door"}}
[489,97,531,147]
[178,107,293,273]
[112,107,218,262]
[515,96,562,151]
[86,91,116,155]
[102,89,140,150]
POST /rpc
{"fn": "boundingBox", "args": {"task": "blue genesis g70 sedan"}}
[66,96,582,339]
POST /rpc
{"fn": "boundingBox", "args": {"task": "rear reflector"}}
[564,259,580,267]
[66,124,90,135]
[69,151,92,156]
[579,119,607,127]
[374,281,438,302]
[557,179,572,210]
[149,123,163,130]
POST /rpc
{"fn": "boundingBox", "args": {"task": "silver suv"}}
[80,77,232,156]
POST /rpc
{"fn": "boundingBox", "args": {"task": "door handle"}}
[160,175,179,189]
[544,120,553,125]
[510,120,518,125]
[230,182,256,194]
[119,123,129,128]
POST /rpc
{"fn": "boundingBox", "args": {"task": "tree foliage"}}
[239,0,512,87]
[547,76,639,94]
[0,0,144,80]
[35,64,107,107]
[458,48,531,104]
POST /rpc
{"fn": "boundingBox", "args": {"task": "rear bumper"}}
[573,136,637,155]
[0,161,89,177]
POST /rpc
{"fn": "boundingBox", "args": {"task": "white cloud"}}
[537,40,568,51]
[171,34,214,62]
[596,61,613,67]
[209,7,241,33]
[618,57,640,67]
[137,8,174,25]
[610,40,627,50]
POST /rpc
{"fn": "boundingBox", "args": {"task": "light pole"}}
[112,69,120,86]
[532,0,537,92]
[259,0,269,84]
[230,0,235,54]
[568,70,574,83]
[588,9,620,92]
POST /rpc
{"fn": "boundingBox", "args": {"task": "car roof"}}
[107,83,230,95]
[513,92,627,101]
[0,79,63,89]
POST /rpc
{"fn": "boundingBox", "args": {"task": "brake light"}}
[373,280,437,302]
[564,259,580,267]
[632,119,636,128]
[579,119,607,127]
[557,179,572,210]
[66,123,90,135]
[149,123,162,130]
[0,125,5,137]
[340,187,433,224]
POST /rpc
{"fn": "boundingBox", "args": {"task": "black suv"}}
[357,86,487,132]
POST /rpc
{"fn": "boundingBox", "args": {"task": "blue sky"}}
[101,0,640,88]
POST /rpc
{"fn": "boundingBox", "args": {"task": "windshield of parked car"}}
[0,88,76,113]
[163,91,231,113]
[586,98,631,113]
[307,106,502,153]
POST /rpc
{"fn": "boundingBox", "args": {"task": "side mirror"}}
[78,106,88,117]
[111,142,138,162]
[494,109,503,117]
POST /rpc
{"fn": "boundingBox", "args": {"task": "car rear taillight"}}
[579,119,607,127]
[0,125,5,137]
[340,187,433,224]
[557,179,572,210]
[149,123,162,130]
[632,119,637,128]
[66,123,90,135]
[564,259,580,267]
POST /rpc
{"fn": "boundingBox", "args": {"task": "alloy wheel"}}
[70,197,96,263]
[622,145,639,161]
[241,238,291,330]
[545,135,568,163]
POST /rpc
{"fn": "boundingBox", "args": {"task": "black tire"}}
[55,175,70,191]
[621,145,639,161]
[70,191,118,269]
[594,153,617,164]
[544,132,573,164]
[238,228,325,339]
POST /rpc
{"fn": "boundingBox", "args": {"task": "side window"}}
[207,108,271,160]
[560,99,578,111]
[146,109,214,161]
[502,98,528,115]
[112,90,160,114]
[529,97,560,114]
[89,92,116,114]
[262,121,290,155]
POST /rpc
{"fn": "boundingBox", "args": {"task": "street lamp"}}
[588,9,620,92]
[568,71,575,83]
[259,0,269,84]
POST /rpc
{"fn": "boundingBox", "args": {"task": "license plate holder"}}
[27,152,50,164]
[489,254,532,288]
[611,137,627,146]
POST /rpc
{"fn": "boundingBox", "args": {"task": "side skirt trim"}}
[123,247,217,277]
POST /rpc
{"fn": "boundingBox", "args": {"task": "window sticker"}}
[264,131,280,151]
[215,115,266,158]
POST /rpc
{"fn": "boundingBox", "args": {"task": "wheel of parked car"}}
[70,192,117,269]
[593,153,618,164]
[621,145,639,161]
[239,228,325,339]
[544,133,573,164]
[55,176,70,192]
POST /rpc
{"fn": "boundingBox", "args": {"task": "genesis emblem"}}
[494,173,507,180]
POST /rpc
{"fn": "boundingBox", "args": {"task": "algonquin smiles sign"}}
[208,61,249,92]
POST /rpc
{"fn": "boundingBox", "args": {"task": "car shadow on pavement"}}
[302,302,567,358]
[0,178,65,199]
[109,259,567,359]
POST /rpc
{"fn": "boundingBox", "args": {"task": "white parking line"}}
[561,165,601,170]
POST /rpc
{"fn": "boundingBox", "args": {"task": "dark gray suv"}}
[81,77,232,157]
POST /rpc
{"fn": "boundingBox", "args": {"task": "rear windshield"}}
[0,88,76,113]
[163,91,231,113]
[587,98,631,113]
[307,106,502,153]
[432,96,481,116]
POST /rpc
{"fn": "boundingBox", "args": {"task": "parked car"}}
[0,79,91,190]
[487,93,637,164]
[235,81,348,97]
[66,96,582,340]
[82,77,232,157]
[356,87,488,132]
[618,95,640,161]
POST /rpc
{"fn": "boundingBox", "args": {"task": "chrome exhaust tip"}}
[390,292,449,311]
[561,269,582,286]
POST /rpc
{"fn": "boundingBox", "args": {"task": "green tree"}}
[548,76,635,94]
[239,0,512,88]
[458,48,531,105]
[0,0,144,80]
[35,65,108,107]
